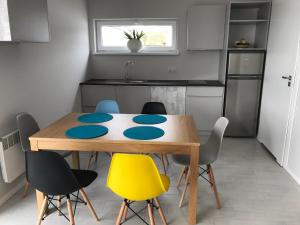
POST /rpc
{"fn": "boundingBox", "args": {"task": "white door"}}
[258,0,300,165]
[285,41,300,183]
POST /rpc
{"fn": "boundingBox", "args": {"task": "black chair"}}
[26,151,100,225]
[141,102,169,174]
[16,112,72,198]
[142,102,167,115]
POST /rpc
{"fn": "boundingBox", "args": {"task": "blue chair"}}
[95,100,120,114]
[86,100,120,169]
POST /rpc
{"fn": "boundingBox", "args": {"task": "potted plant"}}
[124,30,145,53]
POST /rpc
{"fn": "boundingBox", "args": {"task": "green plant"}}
[124,29,145,40]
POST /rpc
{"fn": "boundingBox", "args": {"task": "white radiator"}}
[0,130,25,183]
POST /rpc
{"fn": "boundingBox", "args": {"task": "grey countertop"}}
[80,79,225,87]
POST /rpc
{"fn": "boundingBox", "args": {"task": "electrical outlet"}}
[168,67,177,73]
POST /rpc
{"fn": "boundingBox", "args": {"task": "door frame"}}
[283,33,300,170]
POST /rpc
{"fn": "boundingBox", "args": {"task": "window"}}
[94,18,178,55]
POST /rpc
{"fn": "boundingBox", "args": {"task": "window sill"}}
[93,50,179,56]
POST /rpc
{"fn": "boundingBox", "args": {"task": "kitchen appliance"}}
[224,52,265,137]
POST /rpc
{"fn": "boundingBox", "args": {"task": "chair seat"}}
[72,170,98,188]
[160,174,170,191]
[172,145,215,166]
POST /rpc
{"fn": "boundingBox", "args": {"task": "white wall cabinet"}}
[187,4,226,50]
[186,87,224,135]
[81,85,117,112]
[116,86,151,114]
[0,0,49,42]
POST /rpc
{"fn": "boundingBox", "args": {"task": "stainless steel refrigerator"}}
[224,52,265,137]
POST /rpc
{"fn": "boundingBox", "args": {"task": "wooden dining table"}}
[29,113,201,224]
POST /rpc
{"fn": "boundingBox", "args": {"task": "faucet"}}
[124,60,135,81]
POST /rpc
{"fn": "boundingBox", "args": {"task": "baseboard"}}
[285,167,300,185]
[0,179,25,207]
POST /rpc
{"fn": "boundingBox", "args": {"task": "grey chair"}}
[16,112,72,198]
[172,117,229,208]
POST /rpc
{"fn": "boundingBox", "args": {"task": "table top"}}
[30,113,200,148]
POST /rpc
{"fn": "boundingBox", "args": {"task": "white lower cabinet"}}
[81,85,117,112]
[81,85,224,131]
[151,86,186,115]
[116,86,151,114]
[186,87,224,135]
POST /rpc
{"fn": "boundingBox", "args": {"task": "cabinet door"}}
[6,0,50,42]
[151,86,186,115]
[187,4,226,50]
[186,87,224,134]
[116,86,151,114]
[81,85,116,112]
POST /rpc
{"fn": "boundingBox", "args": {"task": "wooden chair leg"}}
[207,165,221,209]
[160,153,167,175]
[165,154,170,166]
[122,200,129,222]
[116,201,126,225]
[179,168,190,208]
[22,181,30,198]
[176,166,187,188]
[154,198,167,225]
[79,189,100,221]
[67,197,75,225]
[95,152,99,164]
[147,202,155,225]
[36,196,48,225]
[86,152,94,169]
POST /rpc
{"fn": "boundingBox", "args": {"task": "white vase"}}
[127,39,143,53]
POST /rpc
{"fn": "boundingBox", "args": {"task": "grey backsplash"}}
[89,51,221,80]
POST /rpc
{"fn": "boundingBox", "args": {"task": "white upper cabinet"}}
[187,4,226,50]
[0,0,49,42]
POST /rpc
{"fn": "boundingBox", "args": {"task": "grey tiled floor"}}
[1,138,300,225]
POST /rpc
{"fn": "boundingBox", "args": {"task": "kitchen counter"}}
[80,79,225,87]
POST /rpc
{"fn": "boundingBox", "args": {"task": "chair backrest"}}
[26,151,80,196]
[107,153,167,201]
[16,113,40,152]
[141,102,167,115]
[95,100,120,114]
[203,117,229,163]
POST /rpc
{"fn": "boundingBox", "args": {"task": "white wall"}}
[0,0,89,200]
[87,0,226,80]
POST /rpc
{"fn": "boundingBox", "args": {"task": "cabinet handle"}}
[282,75,292,81]
[282,75,292,87]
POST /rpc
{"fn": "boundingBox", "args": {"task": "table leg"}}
[72,152,80,169]
[30,140,47,215]
[188,146,199,225]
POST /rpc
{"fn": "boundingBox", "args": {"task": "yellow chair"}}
[107,153,170,225]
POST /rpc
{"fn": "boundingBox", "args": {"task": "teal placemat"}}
[65,125,108,139]
[133,114,167,125]
[78,113,113,123]
[123,126,165,140]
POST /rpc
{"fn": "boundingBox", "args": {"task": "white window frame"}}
[93,18,178,55]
